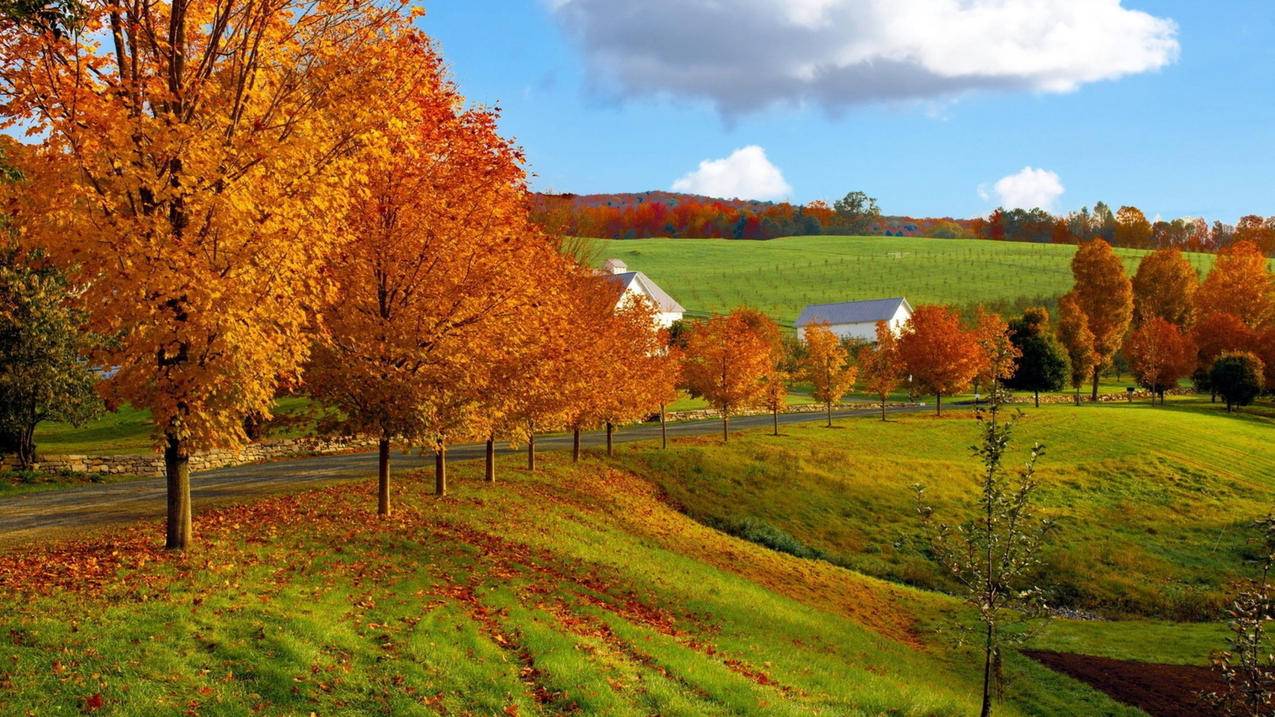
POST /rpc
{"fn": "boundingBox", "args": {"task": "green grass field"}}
[0,439,1148,716]
[598,235,1272,327]
[4,397,1272,713]
[622,397,1275,622]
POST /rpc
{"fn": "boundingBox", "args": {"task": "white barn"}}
[795,297,913,342]
[601,259,685,329]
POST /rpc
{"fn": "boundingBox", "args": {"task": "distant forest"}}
[532,191,1275,254]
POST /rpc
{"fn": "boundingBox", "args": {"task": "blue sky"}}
[420,1,1275,222]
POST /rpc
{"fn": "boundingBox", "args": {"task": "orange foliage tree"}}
[1196,240,1274,330]
[897,305,980,416]
[305,45,550,506]
[1126,318,1196,404]
[1056,294,1097,405]
[681,309,774,442]
[800,324,857,427]
[971,309,1020,404]
[2,0,418,548]
[1068,239,1134,400]
[1132,248,1198,327]
[858,321,904,421]
[1191,311,1258,396]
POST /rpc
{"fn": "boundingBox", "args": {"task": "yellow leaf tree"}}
[681,309,774,442]
[800,323,857,427]
[3,0,418,548]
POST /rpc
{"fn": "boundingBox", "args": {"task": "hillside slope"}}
[0,449,1134,715]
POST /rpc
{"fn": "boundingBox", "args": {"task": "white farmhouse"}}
[795,297,913,342]
[601,259,685,329]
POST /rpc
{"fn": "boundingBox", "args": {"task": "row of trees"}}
[534,188,1275,256]
[1056,237,1275,409]
[0,0,683,549]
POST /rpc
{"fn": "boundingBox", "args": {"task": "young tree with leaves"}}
[897,305,980,416]
[1068,239,1134,401]
[3,0,421,548]
[858,321,904,421]
[915,398,1052,717]
[1006,308,1068,407]
[801,323,857,427]
[681,309,774,442]
[1210,515,1275,716]
[1126,318,1196,405]
[1055,294,1097,406]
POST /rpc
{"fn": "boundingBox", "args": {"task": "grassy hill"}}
[622,398,1275,622]
[597,235,1257,326]
[1,431,1158,715]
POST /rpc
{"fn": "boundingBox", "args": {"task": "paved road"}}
[0,404,936,548]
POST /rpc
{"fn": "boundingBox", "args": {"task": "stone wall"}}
[665,402,918,423]
[2,435,378,478]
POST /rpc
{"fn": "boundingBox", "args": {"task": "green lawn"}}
[599,235,1268,326]
[620,396,1275,623]
[0,445,1144,716]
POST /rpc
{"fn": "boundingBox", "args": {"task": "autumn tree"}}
[1132,247,1198,327]
[2,0,421,547]
[858,321,904,421]
[595,293,672,458]
[1068,239,1134,400]
[0,242,101,467]
[971,309,1020,405]
[1006,308,1068,407]
[1126,318,1196,405]
[682,309,774,442]
[1192,312,1259,399]
[897,305,980,416]
[833,191,881,234]
[1233,215,1275,256]
[801,324,857,427]
[1114,205,1153,248]
[305,43,547,507]
[1197,241,1274,330]
[1056,294,1097,405]
[1211,353,1265,413]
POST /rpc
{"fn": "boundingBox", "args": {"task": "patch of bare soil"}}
[1024,650,1224,717]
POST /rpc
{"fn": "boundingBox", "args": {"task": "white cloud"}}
[550,0,1179,116]
[981,166,1065,211]
[671,146,792,200]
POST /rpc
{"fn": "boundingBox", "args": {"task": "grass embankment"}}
[622,397,1275,623]
[0,449,1136,715]
[599,235,1268,326]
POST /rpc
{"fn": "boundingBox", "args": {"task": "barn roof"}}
[605,271,685,314]
[795,297,912,327]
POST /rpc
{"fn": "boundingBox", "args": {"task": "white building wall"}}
[798,305,912,343]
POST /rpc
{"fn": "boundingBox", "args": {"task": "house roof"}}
[605,271,685,314]
[795,297,912,327]
[602,258,628,272]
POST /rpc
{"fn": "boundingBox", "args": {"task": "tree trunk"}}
[880,398,886,422]
[935,393,942,416]
[605,422,613,457]
[772,406,779,436]
[17,421,36,469]
[164,431,192,550]
[826,400,832,427]
[1034,390,1040,408]
[1090,365,1100,401]
[434,441,447,496]
[527,433,536,471]
[1074,385,1081,406]
[377,436,391,516]
[572,428,580,463]
[660,404,667,449]
[485,436,495,483]
[980,622,994,717]
[722,413,729,443]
